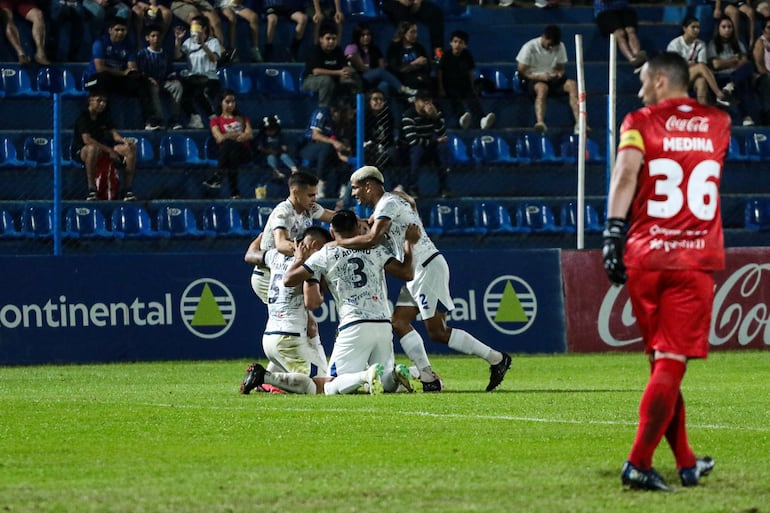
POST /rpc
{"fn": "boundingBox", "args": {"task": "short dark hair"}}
[681,15,699,28]
[319,22,337,39]
[331,210,358,234]
[302,226,333,244]
[646,52,690,91]
[543,25,561,45]
[414,90,433,102]
[289,171,320,188]
[451,30,469,44]
[107,17,128,29]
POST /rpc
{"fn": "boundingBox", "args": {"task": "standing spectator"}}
[437,29,495,130]
[603,51,726,492]
[0,0,50,64]
[300,101,352,199]
[712,0,755,48]
[204,89,254,198]
[217,0,263,62]
[311,0,343,42]
[256,114,299,180]
[707,15,757,125]
[49,0,92,62]
[302,24,360,107]
[72,90,138,201]
[345,22,417,97]
[85,17,164,130]
[170,0,225,52]
[380,0,445,63]
[667,15,733,107]
[399,90,451,198]
[515,24,582,134]
[137,25,184,130]
[594,0,647,69]
[752,19,770,123]
[262,0,307,62]
[364,89,398,169]
[386,21,431,93]
[174,16,223,128]
[132,1,172,51]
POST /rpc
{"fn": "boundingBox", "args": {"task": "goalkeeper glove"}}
[602,217,627,285]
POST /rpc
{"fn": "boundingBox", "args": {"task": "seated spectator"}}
[707,15,757,125]
[667,15,733,107]
[72,90,138,201]
[311,0,343,41]
[386,21,432,93]
[85,17,164,130]
[752,19,770,123]
[594,0,646,69]
[217,0,262,62]
[0,0,50,64]
[399,90,451,199]
[364,89,399,170]
[300,101,352,199]
[437,30,495,130]
[380,0,445,62]
[138,25,184,130]
[256,114,299,180]
[49,0,93,62]
[170,0,225,55]
[174,15,223,128]
[711,0,756,48]
[302,24,361,107]
[516,25,582,134]
[262,0,308,62]
[132,1,172,51]
[204,89,254,199]
[345,22,417,97]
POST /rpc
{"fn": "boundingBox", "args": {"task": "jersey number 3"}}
[647,158,720,221]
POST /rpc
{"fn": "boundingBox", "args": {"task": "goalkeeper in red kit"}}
[603,51,730,492]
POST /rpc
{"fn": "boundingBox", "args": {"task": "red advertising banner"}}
[562,248,770,353]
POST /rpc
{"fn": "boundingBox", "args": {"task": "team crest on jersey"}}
[483,275,537,335]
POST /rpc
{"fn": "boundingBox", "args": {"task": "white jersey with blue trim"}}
[373,192,438,264]
[303,243,396,328]
[260,199,325,250]
[263,249,308,335]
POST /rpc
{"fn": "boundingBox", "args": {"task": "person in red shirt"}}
[603,51,730,492]
[205,89,254,199]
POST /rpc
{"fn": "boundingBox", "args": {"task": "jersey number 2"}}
[647,158,719,221]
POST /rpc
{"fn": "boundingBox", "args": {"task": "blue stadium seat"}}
[0,209,23,239]
[247,203,274,235]
[341,0,382,19]
[475,67,512,98]
[203,136,220,166]
[0,137,30,168]
[511,70,525,95]
[449,135,473,165]
[134,136,159,168]
[21,205,54,239]
[726,135,748,162]
[156,205,204,238]
[474,202,529,235]
[559,134,605,164]
[434,0,471,20]
[254,66,300,98]
[354,202,373,221]
[428,203,486,236]
[0,66,48,97]
[218,67,254,95]
[64,206,113,239]
[515,203,566,233]
[111,205,162,239]
[23,136,55,167]
[744,199,770,231]
[516,133,563,164]
[159,135,208,167]
[745,131,770,161]
[36,67,87,97]
[560,202,603,234]
[201,205,249,237]
[471,135,520,164]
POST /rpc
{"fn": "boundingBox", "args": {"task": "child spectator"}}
[170,0,225,55]
[217,0,263,62]
[138,25,184,130]
[0,0,50,64]
[205,89,254,199]
[300,101,352,199]
[311,0,344,42]
[345,22,417,97]
[256,114,299,180]
[386,21,432,93]
[437,30,495,130]
[132,1,172,51]
[302,24,360,107]
[262,0,308,62]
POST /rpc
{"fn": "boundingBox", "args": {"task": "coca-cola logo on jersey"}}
[598,263,770,348]
[664,115,709,132]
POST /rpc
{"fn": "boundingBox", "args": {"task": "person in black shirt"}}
[72,90,138,201]
[302,24,361,107]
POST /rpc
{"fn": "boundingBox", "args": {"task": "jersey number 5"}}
[647,158,720,221]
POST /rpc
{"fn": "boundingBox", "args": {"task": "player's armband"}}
[618,128,645,153]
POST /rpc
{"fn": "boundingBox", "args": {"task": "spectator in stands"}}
[594,0,647,69]
[364,89,399,170]
[711,0,756,48]
[516,25,582,134]
[667,15,733,107]
[0,0,50,64]
[138,25,184,130]
[311,0,343,42]
[262,0,308,62]
[400,90,451,199]
[85,17,164,131]
[204,89,254,199]
[300,100,353,199]
[256,114,299,180]
[380,0,445,63]
[49,0,93,62]
[753,18,770,123]
[302,24,361,107]
[72,90,138,201]
[132,1,172,51]
[707,15,757,125]
[217,0,263,62]
[437,29,495,130]
[346,22,418,98]
[174,15,223,128]
[170,0,225,55]
[386,21,432,94]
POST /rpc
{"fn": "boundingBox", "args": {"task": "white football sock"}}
[324,371,366,395]
[265,372,317,394]
[448,329,502,365]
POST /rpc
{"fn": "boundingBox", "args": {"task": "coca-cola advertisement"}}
[562,248,770,353]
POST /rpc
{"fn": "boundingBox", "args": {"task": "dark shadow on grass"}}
[438,388,640,394]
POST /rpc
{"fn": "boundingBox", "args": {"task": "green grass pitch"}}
[1,351,768,513]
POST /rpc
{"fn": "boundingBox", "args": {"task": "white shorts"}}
[396,254,455,319]
[250,265,270,304]
[262,333,328,377]
[328,321,394,377]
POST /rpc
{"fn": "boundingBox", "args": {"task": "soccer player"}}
[340,166,513,393]
[240,226,333,395]
[603,51,728,491]
[280,210,419,395]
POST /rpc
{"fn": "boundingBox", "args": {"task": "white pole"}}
[607,34,617,191]
[575,33,586,250]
